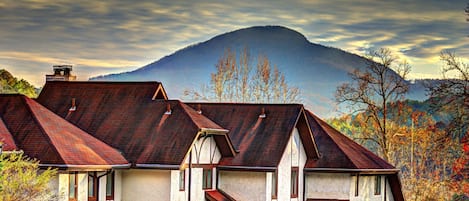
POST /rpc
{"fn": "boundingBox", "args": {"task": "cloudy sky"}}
[0,0,468,87]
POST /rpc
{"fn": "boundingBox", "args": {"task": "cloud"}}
[0,0,467,87]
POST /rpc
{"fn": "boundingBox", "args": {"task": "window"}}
[355,174,359,197]
[202,168,212,189]
[179,170,185,191]
[106,172,114,200]
[291,167,298,198]
[88,172,97,201]
[69,172,77,201]
[271,171,278,199]
[375,176,382,195]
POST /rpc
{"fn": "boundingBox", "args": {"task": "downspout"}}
[188,150,192,201]
[302,172,306,201]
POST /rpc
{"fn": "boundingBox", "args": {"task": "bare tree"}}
[428,51,468,139]
[184,48,300,103]
[335,48,411,161]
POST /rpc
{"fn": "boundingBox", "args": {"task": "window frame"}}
[291,167,299,198]
[69,172,78,201]
[88,172,98,200]
[374,175,382,195]
[106,171,115,200]
[271,170,278,199]
[202,168,212,189]
[179,169,186,191]
[355,174,360,197]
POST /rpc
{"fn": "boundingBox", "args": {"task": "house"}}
[0,80,404,201]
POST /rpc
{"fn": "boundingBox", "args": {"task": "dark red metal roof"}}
[304,111,395,170]
[304,111,404,201]
[0,118,18,151]
[37,82,234,167]
[186,103,318,169]
[205,190,236,201]
[0,94,128,167]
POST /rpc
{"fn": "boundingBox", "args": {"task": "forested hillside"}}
[0,69,38,97]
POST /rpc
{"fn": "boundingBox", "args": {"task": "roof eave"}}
[304,167,400,174]
[135,163,180,170]
[200,128,230,134]
[39,163,131,171]
[217,165,276,172]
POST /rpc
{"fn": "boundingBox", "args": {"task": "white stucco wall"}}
[350,175,393,201]
[218,170,266,201]
[274,128,306,201]
[77,173,87,201]
[114,170,123,201]
[121,169,171,201]
[305,173,351,200]
[58,173,68,201]
[188,136,221,164]
[56,172,88,201]
[170,169,189,201]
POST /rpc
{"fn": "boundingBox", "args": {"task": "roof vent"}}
[259,107,266,118]
[164,103,172,115]
[197,104,202,114]
[69,98,76,112]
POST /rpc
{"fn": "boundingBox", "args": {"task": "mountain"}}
[90,26,420,117]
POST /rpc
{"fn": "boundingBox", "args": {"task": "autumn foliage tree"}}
[427,52,469,198]
[0,153,57,201]
[335,48,410,161]
[184,48,300,103]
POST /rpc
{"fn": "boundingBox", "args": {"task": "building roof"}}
[0,94,129,169]
[37,81,168,107]
[304,111,396,171]
[304,111,404,201]
[37,82,234,167]
[186,103,319,170]
[205,190,236,201]
[0,118,17,151]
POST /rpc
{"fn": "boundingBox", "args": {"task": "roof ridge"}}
[20,96,65,164]
[46,81,162,84]
[307,111,358,169]
[184,102,304,107]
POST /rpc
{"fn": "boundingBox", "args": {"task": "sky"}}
[0,0,468,87]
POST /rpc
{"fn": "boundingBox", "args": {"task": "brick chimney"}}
[45,65,77,81]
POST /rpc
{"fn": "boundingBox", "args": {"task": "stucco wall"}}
[274,128,306,201]
[218,170,266,201]
[121,169,171,201]
[305,173,351,200]
[114,170,123,201]
[170,169,189,201]
[58,173,68,201]
[349,175,392,201]
[187,136,221,164]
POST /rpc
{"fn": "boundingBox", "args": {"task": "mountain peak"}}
[89,26,390,117]
[215,25,309,43]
